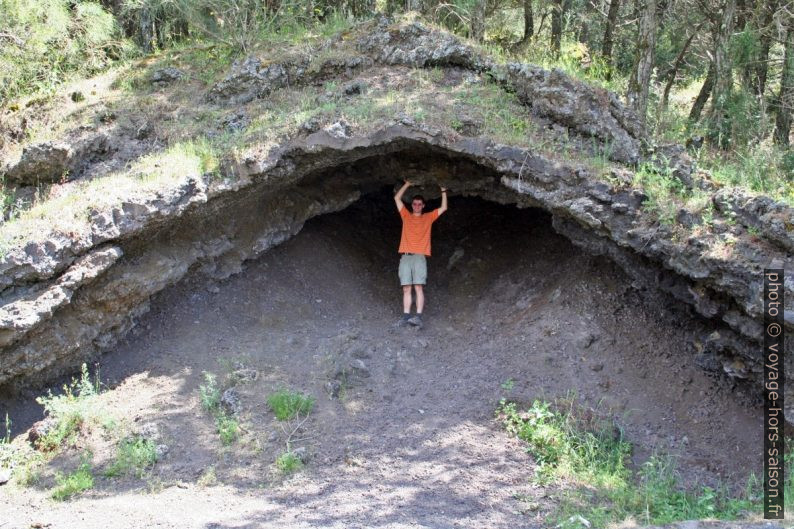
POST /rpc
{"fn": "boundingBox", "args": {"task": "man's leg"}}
[407,256,426,327]
[399,255,413,320]
[403,285,413,313]
[414,284,424,314]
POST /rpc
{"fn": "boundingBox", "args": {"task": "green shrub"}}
[215,414,239,446]
[51,457,94,501]
[266,390,315,421]
[0,0,136,102]
[497,397,764,527]
[104,436,158,478]
[199,372,221,413]
[198,371,240,445]
[632,162,685,225]
[275,451,303,474]
[34,363,103,451]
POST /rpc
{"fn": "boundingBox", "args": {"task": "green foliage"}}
[122,0,355,54]
[34,363,103,451]
[0,413,45,486]
[215,414,239,446]
[498,398,630,487]
[632,162,684,225]
[701,146,794,206]
[51,455,94,501]
[197,465,217,486]
[104,436,158,478]
[0,0,136,102]
[498,398,763,527]
[198,370,240,445]
[516,38,626,93]
[275,450,304,474]
[199,372,222,413]
[267,390,315,421]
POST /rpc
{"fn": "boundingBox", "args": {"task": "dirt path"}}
[1,192,761,528]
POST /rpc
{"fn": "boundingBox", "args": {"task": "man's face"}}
[411,199,424,214]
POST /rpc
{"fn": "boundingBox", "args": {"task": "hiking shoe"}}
[397,314,411,327]
[407,314,423,327]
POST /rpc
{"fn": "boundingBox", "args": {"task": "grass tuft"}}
[266,390,315,421]
[497,397,765,527]
[51,456,94,501]
[275,451,303,474]
[104,436,158,478]
[198,371,240,445]
[34,363,105,452]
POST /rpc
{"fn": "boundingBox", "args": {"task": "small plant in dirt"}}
[500,378,515,391]
[197,465,217,487]
[199,372,222,413]
[267,388,315,475]
[496,397,764,527]
[51,453,94,501]
[34,363,105,452]
[104,436,158,478]
[198,371,240,445]
[266,389,315,421]
[216,414,240,446]
[1,414,44,487]
[275,450,303,475]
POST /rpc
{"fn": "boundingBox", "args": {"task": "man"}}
[394,180,448,327]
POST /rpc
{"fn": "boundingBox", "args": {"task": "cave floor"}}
[1,192,761,528]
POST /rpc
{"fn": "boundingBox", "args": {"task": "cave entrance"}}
[293,186,570,327]
[3,168,760,498]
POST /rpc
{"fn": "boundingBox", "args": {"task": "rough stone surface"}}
[208,17,645,165]
[495,63,643,164]
[713,186,794,253]
[5,141,72,185]
[3,132,113,186]
[150,67,185,86]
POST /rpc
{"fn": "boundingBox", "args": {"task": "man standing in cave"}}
[394,180,448,328]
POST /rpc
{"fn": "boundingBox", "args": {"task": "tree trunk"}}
[689,61,715,122]
[707,0,737,146]
[751,0,778,97]
[659,25,700,112]
[139,7,155,53]
[470,0,486,42]
[551,0,563,57]
[626,0,656,127]
[775,20,794,146]
[602,0,620,79]
[521,0,534,43]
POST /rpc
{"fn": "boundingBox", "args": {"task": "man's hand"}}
[438,185,448,216]
[394,180,412,211]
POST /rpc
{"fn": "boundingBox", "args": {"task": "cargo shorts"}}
[399,253,427,286]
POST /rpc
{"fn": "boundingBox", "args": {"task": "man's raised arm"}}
[394,180,411,211]
[437,185,448,216]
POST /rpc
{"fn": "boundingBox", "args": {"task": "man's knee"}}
[402,285,412,293]
[413,284,424,293]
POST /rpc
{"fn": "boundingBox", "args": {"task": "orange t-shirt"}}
[398,206,440,256]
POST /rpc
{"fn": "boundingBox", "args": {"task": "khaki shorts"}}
[399,253,427,285]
